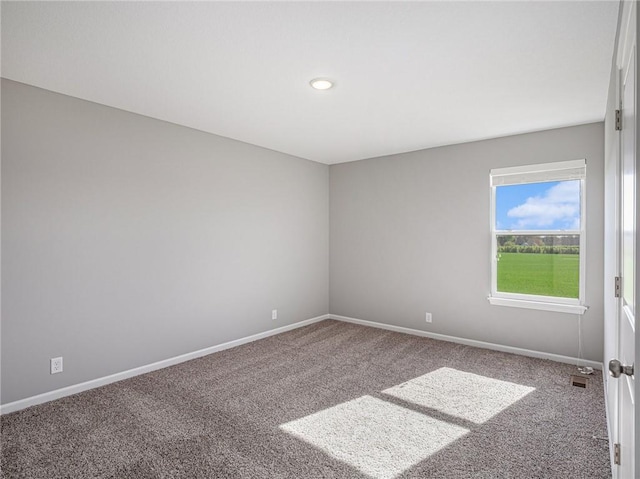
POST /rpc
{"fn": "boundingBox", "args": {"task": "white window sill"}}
[487,296,588,315]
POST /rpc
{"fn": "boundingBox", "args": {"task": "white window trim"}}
[488,159,588,315]
[487,296,588,314]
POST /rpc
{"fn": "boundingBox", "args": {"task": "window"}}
[488,159,587,314]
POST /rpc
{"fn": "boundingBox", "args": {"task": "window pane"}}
[495,180,581,231]
[496,234,579,298]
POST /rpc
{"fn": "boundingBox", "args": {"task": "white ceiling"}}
[1,1,619,164]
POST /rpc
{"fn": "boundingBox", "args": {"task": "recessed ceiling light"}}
[310,78,334,90]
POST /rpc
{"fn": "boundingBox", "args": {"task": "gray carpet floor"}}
[1,320,610,478]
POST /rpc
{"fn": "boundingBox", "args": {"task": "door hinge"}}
[616,109,622,130]
[615,276,621,298]
[614,443,621,465]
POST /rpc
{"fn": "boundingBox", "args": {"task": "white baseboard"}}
[330,314,603,370]
[2,313,602,415]
[0,314,329,415]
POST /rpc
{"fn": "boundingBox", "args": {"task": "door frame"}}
[604,64,621,478]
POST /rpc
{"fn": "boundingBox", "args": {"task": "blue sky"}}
[496,180,581,231]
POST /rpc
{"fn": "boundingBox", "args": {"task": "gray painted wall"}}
[2,77,606,406]
[1,79,329,404]
[330,123,605,361]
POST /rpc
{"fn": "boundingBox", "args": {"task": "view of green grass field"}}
[497,253,579,298]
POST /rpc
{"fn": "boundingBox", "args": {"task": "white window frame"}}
[488,159,588,315]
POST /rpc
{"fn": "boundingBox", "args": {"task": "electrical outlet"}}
[50,357,63,374]
[425,312,432,323]
[272,309,278,320]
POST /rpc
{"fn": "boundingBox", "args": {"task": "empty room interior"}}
[1,1,638,478]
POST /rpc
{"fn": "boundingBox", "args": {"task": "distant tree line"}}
[497,235,580,254]
[497,244,579,255]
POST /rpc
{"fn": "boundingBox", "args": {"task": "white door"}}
[618,50,635,479]
[611,4,636,476]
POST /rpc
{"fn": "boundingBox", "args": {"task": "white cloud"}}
[507,181,580,229]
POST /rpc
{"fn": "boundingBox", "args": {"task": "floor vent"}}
[570,375,588,388]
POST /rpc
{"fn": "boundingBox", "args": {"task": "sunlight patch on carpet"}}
[280,395,469,479]
[383,367,535,424]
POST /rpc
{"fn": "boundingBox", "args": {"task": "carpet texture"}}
[1,320,611,478]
